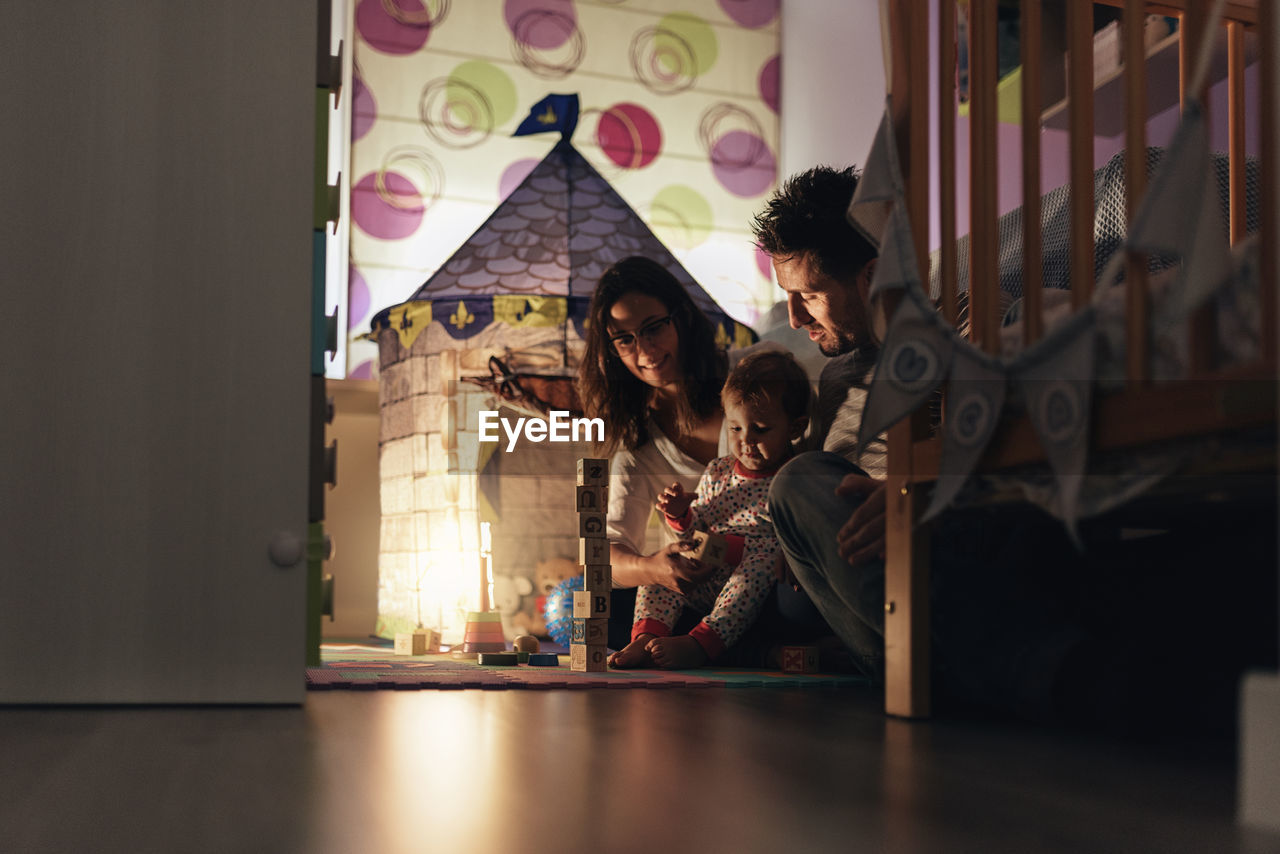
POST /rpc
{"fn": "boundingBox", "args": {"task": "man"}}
[753,167,1179,724]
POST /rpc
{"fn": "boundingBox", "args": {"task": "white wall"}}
[780,0,886,180]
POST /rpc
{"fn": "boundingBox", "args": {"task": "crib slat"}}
[970,0,999,352]
[1228,20,1246,247]
[1181,6,1216,375]
[1125,0,1150,386]
[1021,0,1042,348]
[1067,0,1094,309]
[1261,0,1278,365]
[940,0,957,326]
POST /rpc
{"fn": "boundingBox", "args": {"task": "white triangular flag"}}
[921,341,1007,524]
[858,289,955,453]
[1013,309,1097,544]
[1126,101,1231,329]
[868,202,924,300]
[847,97,903,250]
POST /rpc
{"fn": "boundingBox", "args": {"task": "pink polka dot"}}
[711,130,775,197]
[596,103,663,170]
[718,0,779,29]
[352,172,425,240]
[499,158,539,199]
[505,0,577,50]
[356,0,432,56]
[352,74,376,141]
[759,55,779,114]
[348,266,371,329]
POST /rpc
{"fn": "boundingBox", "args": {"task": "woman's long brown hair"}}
[577,256,726,454]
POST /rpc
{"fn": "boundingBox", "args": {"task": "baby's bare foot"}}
[645,635,708,670]
[609,634,656,669]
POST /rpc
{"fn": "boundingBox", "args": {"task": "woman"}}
[579,256,826,658]
[578,256,725,603]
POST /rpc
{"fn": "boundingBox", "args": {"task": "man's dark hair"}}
[751,165,878,280]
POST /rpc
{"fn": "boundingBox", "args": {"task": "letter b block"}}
[577,458,608,486]
[573,590,610,619]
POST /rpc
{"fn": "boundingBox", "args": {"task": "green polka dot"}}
[447,61,517,127]
[656,13,718,77]
[650,185,713,250]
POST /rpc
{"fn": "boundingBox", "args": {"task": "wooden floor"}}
[1,688,1277,854]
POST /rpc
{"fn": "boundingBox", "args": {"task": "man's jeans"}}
[768,451,1084,719]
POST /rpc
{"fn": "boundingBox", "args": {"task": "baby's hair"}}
[721,349,811,422]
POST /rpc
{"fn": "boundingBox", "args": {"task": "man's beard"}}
[815,326,860,357]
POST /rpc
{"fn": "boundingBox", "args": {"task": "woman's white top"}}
[606,418,728,557]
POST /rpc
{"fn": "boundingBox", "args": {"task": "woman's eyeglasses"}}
[608,315,674,356]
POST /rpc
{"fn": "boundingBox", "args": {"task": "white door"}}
[0,0,315,703]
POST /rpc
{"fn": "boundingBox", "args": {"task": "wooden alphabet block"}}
[575,485,607,513]
[578,510,607,538]
[579,536,610,566]
[570,643,608,672]
[577,458,608,486]
[571,617,609,645]
[781,645,820,674]
[583,563,611,593]
[417,627,440,653]
[687,529,728,567]
[573,589,610,619]
[394,630,435,656]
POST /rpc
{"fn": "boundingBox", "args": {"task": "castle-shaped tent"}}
[369,121,755,644]
[371,137,755,359]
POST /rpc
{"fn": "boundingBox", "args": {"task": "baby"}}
[609,350,812,669]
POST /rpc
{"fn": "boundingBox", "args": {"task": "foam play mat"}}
[308,642,870,691]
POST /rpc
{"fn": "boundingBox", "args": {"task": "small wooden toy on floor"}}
[394,627,439,656]
[781,645,820,674]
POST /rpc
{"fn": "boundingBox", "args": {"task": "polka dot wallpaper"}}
[347,0,780,379]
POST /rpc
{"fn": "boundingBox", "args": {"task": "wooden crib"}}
[881,0,1278,718]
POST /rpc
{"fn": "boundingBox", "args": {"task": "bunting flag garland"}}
[847,46,1231,532]
[868,203,925,300]
[1011,309,1098,545]
[857,288,954,453]
[846,99,902,249]
[1123,100,1232,331]
[920,343,1007,524]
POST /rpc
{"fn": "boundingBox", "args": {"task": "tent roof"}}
[371,140,750,335]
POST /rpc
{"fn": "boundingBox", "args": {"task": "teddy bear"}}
[510,557,579,639]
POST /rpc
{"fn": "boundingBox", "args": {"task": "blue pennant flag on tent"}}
[514,93,580,140]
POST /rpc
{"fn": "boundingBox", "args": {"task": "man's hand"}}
[772,550,800,590]
[835,474,887,565]
[656,481,693,520]
[647,540,713,596]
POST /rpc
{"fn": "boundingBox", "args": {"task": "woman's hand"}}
[645,541,714,596]
[835,474,887,564]
[655,481,693,520]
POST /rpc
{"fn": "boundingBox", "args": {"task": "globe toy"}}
[542,575,584,647]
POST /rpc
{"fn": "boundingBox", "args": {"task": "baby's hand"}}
[656,482,693,519]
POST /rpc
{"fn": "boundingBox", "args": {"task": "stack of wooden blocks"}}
[571,458,611,672]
